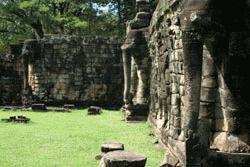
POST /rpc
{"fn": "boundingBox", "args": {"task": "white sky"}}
[93,3,111,13]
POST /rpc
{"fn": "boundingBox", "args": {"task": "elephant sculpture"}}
[20,39,40,105]
[149,0,250,166]
[121,0,151,120]
[181,0,249,147]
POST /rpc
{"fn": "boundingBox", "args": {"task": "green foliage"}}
[0,0,159,52]
[0,0,130,51]
[0,109,164,167]
[148,40,156,49]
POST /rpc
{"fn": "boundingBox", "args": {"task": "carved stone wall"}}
[148,0,250,166]
[0,53,22,105]
[0,35,123,107]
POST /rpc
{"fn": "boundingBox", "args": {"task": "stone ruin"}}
[1,115,30,123]
[0,0,249,166]
[0,46,23,106]
[121,0,250,166]
[0,35,123,107]
[96,141,125,160]
[121,0,152,121]
[98,141,147,167]
[31,103,47,111]
[99,151,147,167]
[88,106,102,115]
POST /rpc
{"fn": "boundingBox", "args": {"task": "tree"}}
[0,0,158,52]
[0,0,49,39]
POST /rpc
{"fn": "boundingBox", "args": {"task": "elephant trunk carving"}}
[182,32,203,137]
[181,0,211,138]
[122,48,132,105]
[149,0,250,166]
[180,1,211,166]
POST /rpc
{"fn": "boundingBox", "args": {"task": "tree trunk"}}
[31,19,44,39]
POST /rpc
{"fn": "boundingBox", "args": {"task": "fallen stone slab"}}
[1,106,25,111]
[1,115,30,123]
[88,106,102,115]
[101,141,125,153]
[99,151,147,167]
[16,115,30,123]
[96,141,125,160]
[47,107,70,112]
[64,104,75,109]
[31,103,47,111]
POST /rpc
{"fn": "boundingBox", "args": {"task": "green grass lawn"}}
[0,109,164,167]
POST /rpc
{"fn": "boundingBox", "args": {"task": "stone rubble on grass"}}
[63,104,75,109]
[99,150,147,167]
[101,141,125,153]
[31,103,47,111]
[47,107,70,112]
[96,141,147,167]
[88,106,102,115]
[1,115,30,123]
[2,106,24,111]
[96,141,125,160]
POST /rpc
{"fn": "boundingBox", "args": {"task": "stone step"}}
[101,141,124,153]
[99,151,147,167]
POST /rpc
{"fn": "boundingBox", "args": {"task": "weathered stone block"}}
[200,87,217,103]
[101,141,124,153]
[99,151,147,167]
[31,103,47,111]
[174,39,183,49]
[175,49,183,61]
[208,151,250,167]
[199,102,214,118]
[211,132,240,153]
[88,106,102,115]
[171,94,180,106]
[173,117,181,127]
[219,88,238,109]
[1,115,30,123]
[63,104,75,109]
[124,104,149,121]
[215,118,237,132]
[171,82,179,94]
[202,56,217,77]
[171,105,180,116]
[179,85,185,96]
[201,77,218,88]
[160,152,180,167]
